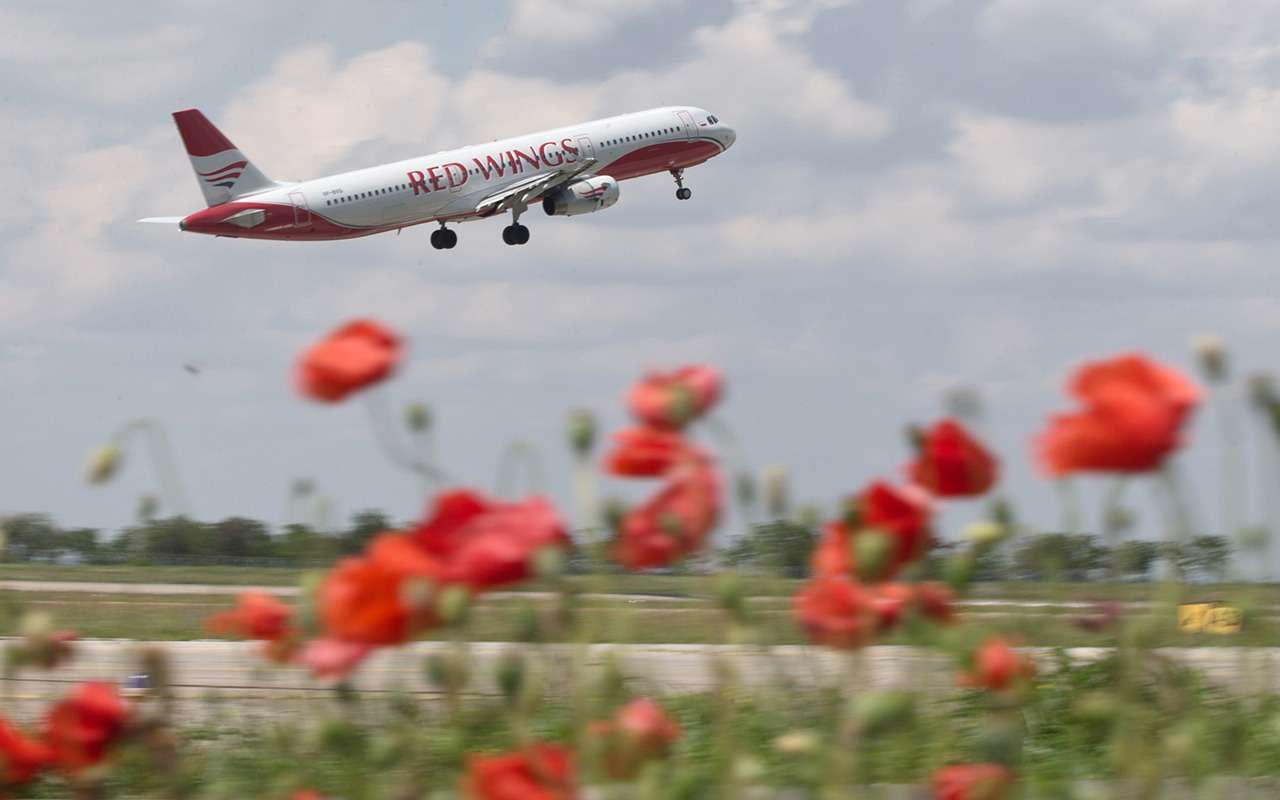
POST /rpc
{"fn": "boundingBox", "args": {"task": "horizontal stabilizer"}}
[138,217,184,225]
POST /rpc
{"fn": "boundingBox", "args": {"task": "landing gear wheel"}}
[432,226,458,250]
[670,168,691,201]
[503,224,530,246]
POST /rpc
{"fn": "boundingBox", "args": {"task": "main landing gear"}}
[502,205,531,246]
[430,224,457,250]
[671,168,692,201]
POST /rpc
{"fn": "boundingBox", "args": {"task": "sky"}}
[4,0,1280,571]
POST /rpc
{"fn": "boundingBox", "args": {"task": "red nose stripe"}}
[173,109,236,157]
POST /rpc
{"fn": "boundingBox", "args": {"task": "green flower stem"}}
[111,419,192,518]
[496,441,546,499]
[1102,478,1129,581]
[823,649,865,799]
[705,415,756,527]
[362,389,452,488]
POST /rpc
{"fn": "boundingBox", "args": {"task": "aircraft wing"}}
[474,159,597,217]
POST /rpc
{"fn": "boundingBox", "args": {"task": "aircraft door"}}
[676,111,697,138]
[289,191,312,228]
[576,136,596,161]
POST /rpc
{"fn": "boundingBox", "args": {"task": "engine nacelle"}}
[542,176,620,217]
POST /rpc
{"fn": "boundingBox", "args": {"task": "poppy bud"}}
[137,645,172,694]
[1191,334,1228,384]
[495,650,526,706]
[944,386,984,422]
[436,585,470,627]
[716,573,746,619]
[1249,373,1277,410]
[533,545,566,580]
[905,424,926,451]
[853,530,893,582]
[772,729,820,755]
[841,497,863,529]
[946,551,976,591]
[1072,691,1117,725]
[425,650,468,693]
[137,494,159,522]
[796,505,821,531]
[401,577,436,617]
[566,409,597,457]
[963,521,1009,550]
[603,497,627,534]
[972,717,1024,767]
[86,445,123,484]
[851,691,915,736]
[763,466,789,519]
[405,402,432,433]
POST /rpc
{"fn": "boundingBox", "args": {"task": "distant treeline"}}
[0,512,1234,581]
[723,519,1234,583]
[0,511,400,568]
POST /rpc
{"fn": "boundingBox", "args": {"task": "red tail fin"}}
[171,108,275,206]
[173,109,237,157]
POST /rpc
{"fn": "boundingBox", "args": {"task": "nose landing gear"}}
[430,223,458,250]
[671,169,692,200]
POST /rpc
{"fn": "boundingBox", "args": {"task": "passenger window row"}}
[603,127,678,148]
[325,184,412,206]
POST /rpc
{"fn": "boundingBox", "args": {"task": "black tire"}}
[430,229,444,249]
[502,226,517,245]
[515,224,530,245]
[443,229,458,249]
[677,187,692,200]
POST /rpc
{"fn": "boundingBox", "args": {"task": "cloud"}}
[222,43,449,177]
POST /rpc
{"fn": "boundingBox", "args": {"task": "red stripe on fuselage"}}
[601,139,722,180]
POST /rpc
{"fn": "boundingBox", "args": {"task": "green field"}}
[10,587,1280,648]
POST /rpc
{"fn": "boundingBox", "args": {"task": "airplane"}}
[140,106,737,248]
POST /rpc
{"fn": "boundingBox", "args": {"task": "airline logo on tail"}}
[198,160,247,189]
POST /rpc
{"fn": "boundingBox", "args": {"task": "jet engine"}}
[542,176,620,217]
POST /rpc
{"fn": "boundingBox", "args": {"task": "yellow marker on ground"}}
[1178,602,1243,634]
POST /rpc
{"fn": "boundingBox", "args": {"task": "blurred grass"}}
[2,564,1278,603]
[18,590,1280,647]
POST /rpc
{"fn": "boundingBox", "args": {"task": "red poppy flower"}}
[320,533,443,646]
[296,638,374,681]
[462,743,576,800]
[960,638,1036,692]
[626,365,723,429]
[290,791,325,800]
[0,717,54,784]
[614,460,720,570]
[793,575,876,650]
[932,763,1016,800]
[915,582,958,625]
[604,427,694,477]
[412,491,571,591]
[43,682,130,772]
[207,592,293,641]
[591,699,682,779]
[296,319,402,403]
[908,419,998,498]
[1036,353,1200,476]
[871,583,915,633]
[811,483,933,581]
